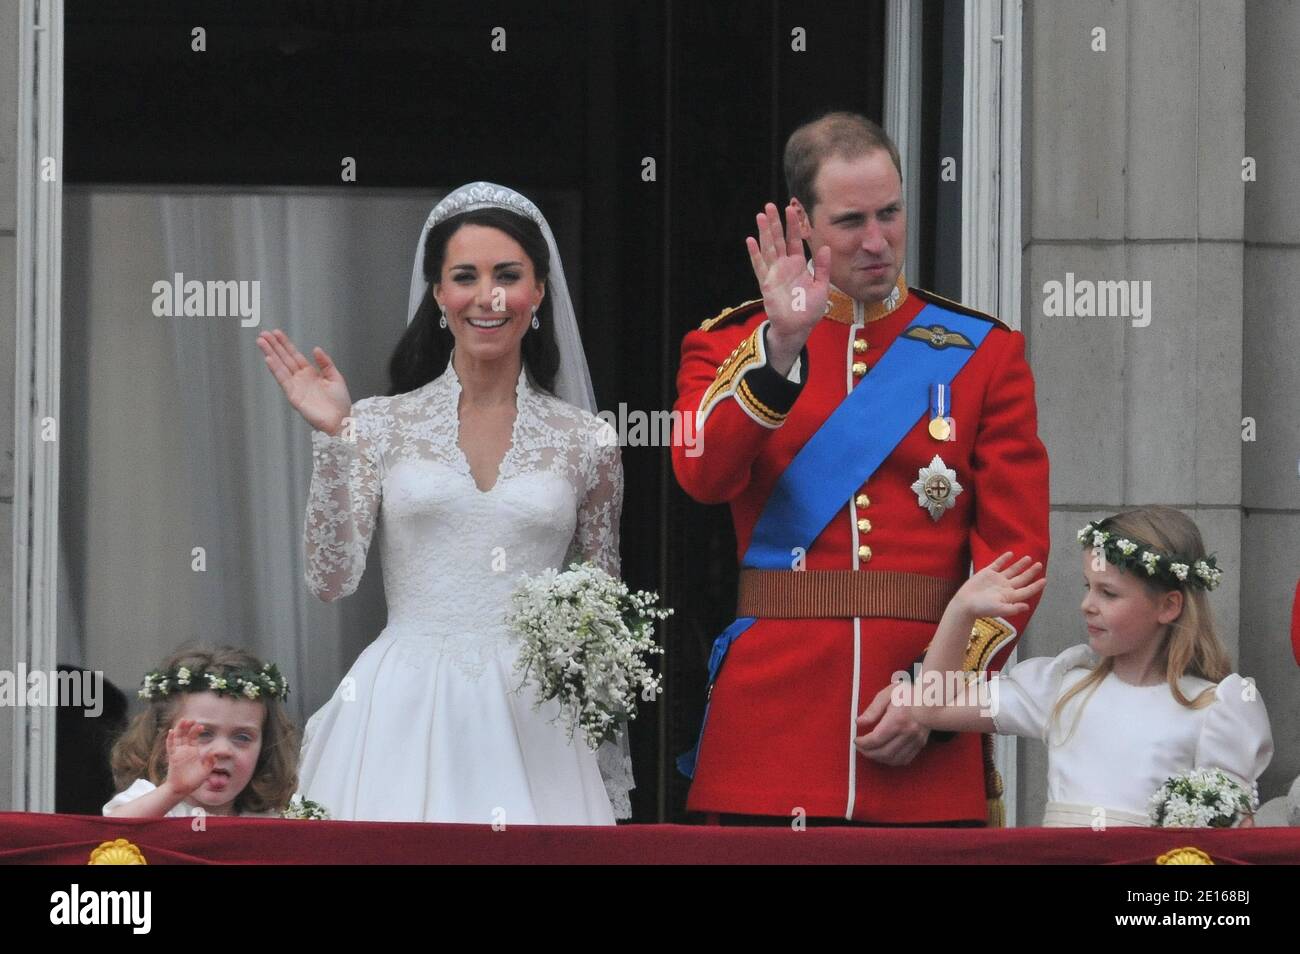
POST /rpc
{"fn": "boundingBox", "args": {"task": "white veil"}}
[405,182,634,818]
[405,181,598,415]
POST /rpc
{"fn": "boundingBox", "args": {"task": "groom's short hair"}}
[783,111,903,219]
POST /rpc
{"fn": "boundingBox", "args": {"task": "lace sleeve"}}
[303,404,383,602]
[597,728,635,820]
[573,421,623,576]
[572,418,633,818]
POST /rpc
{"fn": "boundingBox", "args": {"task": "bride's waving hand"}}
[256,329,353,437]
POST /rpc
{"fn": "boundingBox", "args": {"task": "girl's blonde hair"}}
[110,645,300,814]
[1050,506,1232,743]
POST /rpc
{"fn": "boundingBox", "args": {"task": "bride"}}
[255,182,631,823]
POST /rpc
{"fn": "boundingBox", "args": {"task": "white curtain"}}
[59,187,437,723]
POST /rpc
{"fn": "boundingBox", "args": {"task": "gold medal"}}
[928,383,955,442]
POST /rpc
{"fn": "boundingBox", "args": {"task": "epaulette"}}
[910,287,1010,331]
[698,298,766,332]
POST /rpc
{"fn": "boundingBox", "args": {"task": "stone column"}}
[0,0,20,811]
[1242,0,1300,800]
[1021,0,1263,824]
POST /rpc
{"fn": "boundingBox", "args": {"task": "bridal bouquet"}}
[1148,768,1258,828]
[281,795,331,820]
[507,562,670,750]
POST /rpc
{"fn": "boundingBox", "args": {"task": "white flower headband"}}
[138,662,288,702]
[1077,520,1223,591]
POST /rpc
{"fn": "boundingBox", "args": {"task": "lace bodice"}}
[302,358,632,817]
[304,359,622,619]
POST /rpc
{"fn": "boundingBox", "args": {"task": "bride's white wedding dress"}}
[294,358,631,823]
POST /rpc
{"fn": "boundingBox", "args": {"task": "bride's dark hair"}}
[388,207,561,396]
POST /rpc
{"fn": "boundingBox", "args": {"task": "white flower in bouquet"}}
[507,562,670,751]
[1148,767,1257,828]
[282,795,331,820]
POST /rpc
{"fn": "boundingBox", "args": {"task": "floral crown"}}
[138,662,289,702]
[1077,520,1223,591]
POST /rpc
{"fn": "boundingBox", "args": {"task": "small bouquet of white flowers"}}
[1148,768,1258,828]
[281,795,331,820]
[507,561,670,751]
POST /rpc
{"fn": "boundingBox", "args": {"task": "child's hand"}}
[956,552,1046,620]
[163,719,216,797]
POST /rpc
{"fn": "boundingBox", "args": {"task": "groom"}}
[672,112,1050,825]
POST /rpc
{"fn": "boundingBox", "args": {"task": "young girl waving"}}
[863,505,1273,827]
[104,647,299,818]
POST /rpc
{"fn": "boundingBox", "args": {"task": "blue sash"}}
[678,302,994,778]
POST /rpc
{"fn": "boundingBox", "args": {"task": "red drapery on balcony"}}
[2,812,1297,864]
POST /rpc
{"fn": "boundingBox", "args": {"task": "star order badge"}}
[912,455,963,521]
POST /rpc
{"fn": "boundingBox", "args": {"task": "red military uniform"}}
[673,275,1050,823]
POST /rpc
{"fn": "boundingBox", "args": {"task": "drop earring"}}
[530,307,540,331]
[439,308,448,330]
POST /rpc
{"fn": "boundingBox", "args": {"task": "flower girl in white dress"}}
[256,183,632,824]
[863,505,1272,827]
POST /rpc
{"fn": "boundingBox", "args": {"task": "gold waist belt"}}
[736,569,962,621]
